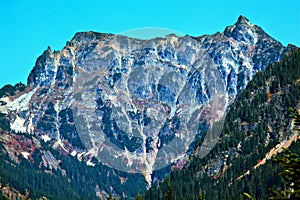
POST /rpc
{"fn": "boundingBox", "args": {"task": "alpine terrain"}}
[0,16,298,199]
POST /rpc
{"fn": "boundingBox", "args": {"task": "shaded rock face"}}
[3,16,295,183]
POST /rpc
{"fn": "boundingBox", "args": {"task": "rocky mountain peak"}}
[46,46,52,54]
[237,15,250,25]
[70,31,114,45]
[224,15,258,45]
[3,16,295,190]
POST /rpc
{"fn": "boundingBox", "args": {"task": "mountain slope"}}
[144,48,300,200]
[0,16,297,199]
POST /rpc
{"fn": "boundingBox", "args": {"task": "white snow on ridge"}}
[11,115,27,133]
[1,88,37,133]
[0,88,37,113]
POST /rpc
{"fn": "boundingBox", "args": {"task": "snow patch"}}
[77,152,86,161]
[41,134,52,142]
[1,89,37,113]
[0,97,10,113]
[71,150,77,157]
[11,116,26,133]
[86,160,95,167]
[53,138,68,152]
[21,152,30,159]
[26,114,35,134]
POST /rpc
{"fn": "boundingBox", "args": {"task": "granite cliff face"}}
[0,16,296,197]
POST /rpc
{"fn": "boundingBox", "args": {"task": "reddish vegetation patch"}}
[172,159,186,170]
[0,131,39,161]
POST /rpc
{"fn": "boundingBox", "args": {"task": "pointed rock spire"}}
[237,15,250,24]
[224,15,257,45]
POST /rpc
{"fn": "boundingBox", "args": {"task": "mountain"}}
[0,15,297,199]
[144,48,300,200]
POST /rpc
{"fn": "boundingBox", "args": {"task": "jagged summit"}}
[46,46,52,53]
[69,16,254,43]
[64,16,271,50]
[70,31,114,44]
[237,15,250,24]
[223,15,259,45]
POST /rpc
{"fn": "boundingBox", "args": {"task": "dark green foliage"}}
[244,192,255,200]
[0,82,25,98]
[165,178,174,200]
[0,113,10,131]
[0,192,7,200]
[0,85,15,98]
[268,108,300,199]
[135,191,143,200]
[145,49,300,199]
[289,107,300,127]
[198,190,205,200]
[269,149,300,199]
[107,193,117,200]
[0,145,86,200]
[0,142,148,199]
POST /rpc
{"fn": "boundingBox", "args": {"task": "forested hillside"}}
[145,49,300,200]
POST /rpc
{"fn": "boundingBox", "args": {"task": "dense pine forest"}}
[0,135,148,200]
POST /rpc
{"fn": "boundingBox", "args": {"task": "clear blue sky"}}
[0,0,299,88]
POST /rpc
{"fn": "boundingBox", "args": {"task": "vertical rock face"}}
[1,16,296,187]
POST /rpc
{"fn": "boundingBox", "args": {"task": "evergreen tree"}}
[136,191,143,200]
[165,178,174,200]
[269,149,300,199]
[107,193,117,200]
[268,107,300,199]
[198,190,205,200]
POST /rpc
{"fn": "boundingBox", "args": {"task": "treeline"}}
[144,49,300,199]
[0,84,148,199]
[0,137,149,200]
